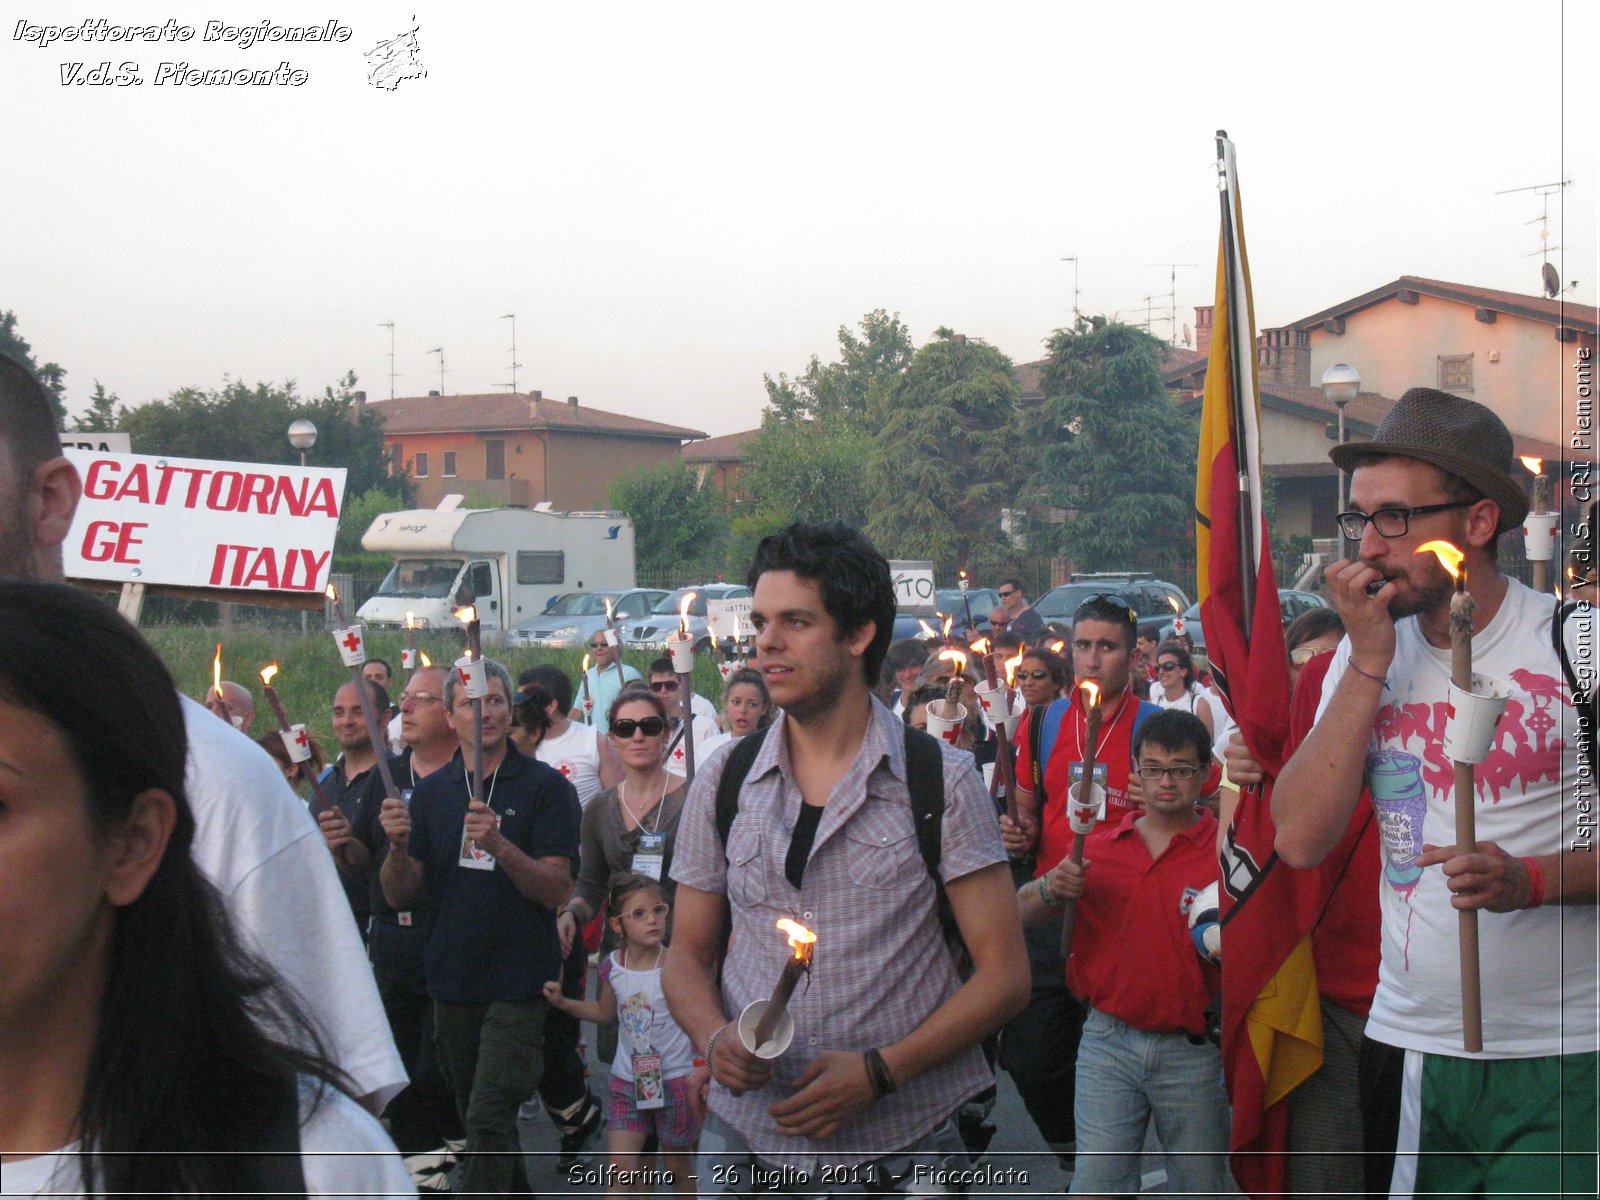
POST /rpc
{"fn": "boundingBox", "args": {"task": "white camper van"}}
[356,503,636,632]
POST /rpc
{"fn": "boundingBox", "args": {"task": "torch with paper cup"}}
[738,918,817,1058]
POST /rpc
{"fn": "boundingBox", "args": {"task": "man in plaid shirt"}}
[665,523,1029,1195]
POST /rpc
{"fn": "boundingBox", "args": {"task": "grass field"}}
[143,624,735,755]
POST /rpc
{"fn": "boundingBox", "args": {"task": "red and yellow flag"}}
[1198,132,1321,1200]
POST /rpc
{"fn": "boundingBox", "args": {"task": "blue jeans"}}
[1070,1007,1232,1196]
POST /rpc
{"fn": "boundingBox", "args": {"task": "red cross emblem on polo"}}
[333,625,366,666]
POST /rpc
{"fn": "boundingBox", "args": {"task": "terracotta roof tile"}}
[1293,276,1598,335]
[680,428,759,462]
[369,393,706,441]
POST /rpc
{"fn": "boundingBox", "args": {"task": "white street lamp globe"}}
[287,419,319,451]
[1320,363,1361,408]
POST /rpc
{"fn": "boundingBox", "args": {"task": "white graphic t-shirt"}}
[536,721,603,808]
[1317,580,1597,1057]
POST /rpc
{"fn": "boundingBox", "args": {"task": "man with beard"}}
[1271,388,1597,1198]
[663,523,1028,1195]
[0,352,405,1115]
[379,658,581,1197]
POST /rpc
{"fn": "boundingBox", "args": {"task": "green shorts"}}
[1390,1048,1597,1198]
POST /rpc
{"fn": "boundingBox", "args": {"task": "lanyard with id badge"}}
[621,777,669,880]
[398,786,416,925]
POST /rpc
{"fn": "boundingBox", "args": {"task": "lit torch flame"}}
[1520,456,1544,476]
[604,595,615,621]
[679,591,697,636]
[938,648,968,676]
[581,653,591,673]
[1049,639,1066,654]
[325,583,338,603]
[405,611,415,630]
[776,917,817,959]
[1416,539,1464,582]
[970,636,991,656]
[212,643,225,698]
[419,652,433,667]
[917,618,937,640]
[1167,595,1182,613]
[454,604,478,625]
[941,614,953,639]
[260,663,279,687]
[1003,647,1025,686]
[1079,679,1101,708]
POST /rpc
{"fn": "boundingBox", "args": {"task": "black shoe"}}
[556,1097,602,1169]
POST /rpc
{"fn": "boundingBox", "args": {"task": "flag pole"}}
[1215,130,1257,632]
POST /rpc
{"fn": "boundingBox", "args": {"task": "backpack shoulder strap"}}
[1037,698,1069,795]
[903,725,946,878]
[715,726,771,851]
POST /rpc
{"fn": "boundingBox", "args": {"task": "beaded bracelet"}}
[1036,876,1064,907]
[704,1023,728,1069]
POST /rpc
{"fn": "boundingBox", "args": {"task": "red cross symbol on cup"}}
[293,727,310,751]
[673,746,685,762]
[938,726,960,744]
[458,667,472,687]
[341,629,362,653]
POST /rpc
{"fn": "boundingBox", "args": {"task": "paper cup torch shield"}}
[333,625,367,667]
[454,655,489,699]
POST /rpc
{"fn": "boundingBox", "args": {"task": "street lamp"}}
[288,419,318,467]
[1321,363,1360,514]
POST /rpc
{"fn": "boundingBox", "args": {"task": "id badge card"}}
[459,813,500,871]
[1067,761,1108,833]
[633,1053,665,1109]
[632,831,667,881]
[400,787,414,808]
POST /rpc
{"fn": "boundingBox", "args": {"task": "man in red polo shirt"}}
[1018,709,1229,1197]
[998,595,1161,1172]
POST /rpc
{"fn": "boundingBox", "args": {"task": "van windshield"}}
[373,558,464,599]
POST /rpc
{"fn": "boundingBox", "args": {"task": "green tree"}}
[1019,318,1197,568]
[119,371,409,504]
[0,310,68,427]
[862,329,1023,573]
[73,380,120,432]
[608,458,725,576]
[762,308,913,426]
[334,484,408,574]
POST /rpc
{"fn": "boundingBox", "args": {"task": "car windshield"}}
[541,592,613,616]
[372,558,463,599]
[651,588,712,618]
[1035,584,1122,619]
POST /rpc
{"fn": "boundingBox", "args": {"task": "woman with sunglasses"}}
[1013,647,1070,708]
[1150,641,1217,742]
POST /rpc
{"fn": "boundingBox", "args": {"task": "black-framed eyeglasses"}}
[1135,764,1203,781]
[1335,502,1472,540]
[612,716,666,738]
[998,588,1017,599]
[589,641,609,650]
[649,679,680,693]
[1156,661,1183,673]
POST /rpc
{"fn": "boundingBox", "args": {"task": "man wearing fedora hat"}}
[1264,388,1597,1198]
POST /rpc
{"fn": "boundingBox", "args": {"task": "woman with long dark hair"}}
[0,582,410,1197]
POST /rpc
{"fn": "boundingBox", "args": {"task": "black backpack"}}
[713,723,971,977]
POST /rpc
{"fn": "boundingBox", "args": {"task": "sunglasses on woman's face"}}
[1015,669,1052,681]
[612,716,666,738]
[1157,661,1182,673]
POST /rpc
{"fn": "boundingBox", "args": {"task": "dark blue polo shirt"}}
[407,747,581,1003]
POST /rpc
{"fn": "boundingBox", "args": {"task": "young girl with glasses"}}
[545,871,701,1196]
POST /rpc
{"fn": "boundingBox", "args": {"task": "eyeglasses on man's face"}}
[998,588,1017,599]
[402,690,441,706]
[1135,764,1202,781]
[1335,501,1472,541]
[649,679,680,693]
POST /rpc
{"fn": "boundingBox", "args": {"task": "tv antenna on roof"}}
[499,313,523,393]
[1495,179,1571,293]
[1145,264,1197,346]
[1059,255,1082,323]
[426,346,446,396]
[378,322,397,400]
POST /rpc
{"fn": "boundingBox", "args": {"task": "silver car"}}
[509,589,670,649]
[620,584,752,653]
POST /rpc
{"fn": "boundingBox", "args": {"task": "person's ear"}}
[104,788,176,907]
[1464,499,1500,551]
[28,457,82,572]
[845,619,877,659]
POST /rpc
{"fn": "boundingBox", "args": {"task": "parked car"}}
[508,588,670,649]
[1034,575,1191,644]
[1156,588,1328,654]
[620,584,752,653]
[890,586,1002,642]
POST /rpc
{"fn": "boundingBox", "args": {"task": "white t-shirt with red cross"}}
[536,721,604,808]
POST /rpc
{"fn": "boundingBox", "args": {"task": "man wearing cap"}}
[1270,388,1597,1198]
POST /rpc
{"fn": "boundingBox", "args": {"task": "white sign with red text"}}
[62,450,346,594]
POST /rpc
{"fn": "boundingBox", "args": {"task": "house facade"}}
[371,390,706,511]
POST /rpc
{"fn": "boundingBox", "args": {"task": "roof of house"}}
[369,393,706,441]
[680,428,760,463]
[1291,275,1599,335]
[1175,385,1392,437]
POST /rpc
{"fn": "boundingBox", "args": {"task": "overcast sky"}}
[6,0,1595,437]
